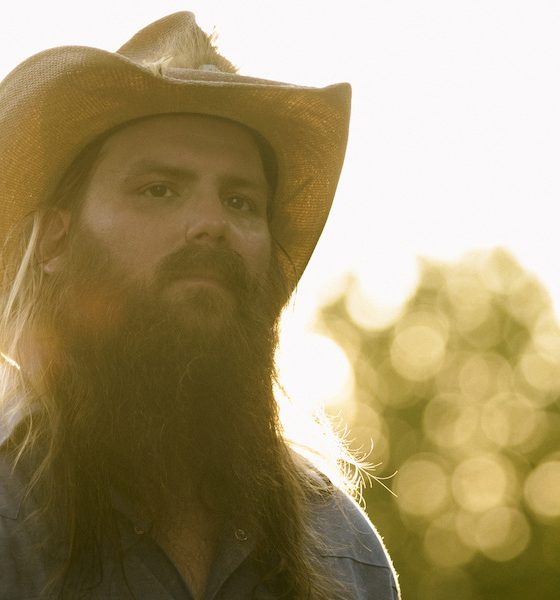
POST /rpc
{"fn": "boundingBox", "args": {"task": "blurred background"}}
[313,249,560,599]
[2,1,560,598]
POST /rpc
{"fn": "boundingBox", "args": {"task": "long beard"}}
[32,223,289,531]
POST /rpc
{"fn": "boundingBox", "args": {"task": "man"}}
[0,12,399,600]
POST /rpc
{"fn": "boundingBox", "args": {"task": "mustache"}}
[155,243,251,293]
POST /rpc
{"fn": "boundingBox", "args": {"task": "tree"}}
[318,249,560,600]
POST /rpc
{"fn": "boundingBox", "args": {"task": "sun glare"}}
[275,326,354,412]
[0,353,20,370]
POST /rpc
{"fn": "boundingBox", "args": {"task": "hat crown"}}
[117,11,237,74]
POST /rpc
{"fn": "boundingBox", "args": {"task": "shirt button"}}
[134,525,145,535]
[234,528,248,541]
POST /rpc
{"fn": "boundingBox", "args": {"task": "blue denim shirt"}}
[0,455,400,599]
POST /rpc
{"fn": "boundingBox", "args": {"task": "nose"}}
[183,195,228,244]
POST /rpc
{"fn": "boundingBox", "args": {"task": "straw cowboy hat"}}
[0,12,351,287]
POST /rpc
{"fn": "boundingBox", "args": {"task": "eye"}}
[141,184,177,199]
[223,196,255,212]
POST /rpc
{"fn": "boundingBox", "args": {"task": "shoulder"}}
[308,482,401,600]
[0,451,26,520]
[0,450,53,599]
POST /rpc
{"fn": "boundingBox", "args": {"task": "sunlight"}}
[276,327,354,412]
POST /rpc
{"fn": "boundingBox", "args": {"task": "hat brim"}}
[0,46,351,287]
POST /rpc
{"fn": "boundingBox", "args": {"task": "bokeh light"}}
[317,248,560,599]
[423,512,476,568]
[451,454,515,513]
[481,393,539,448]
[390,311,449,381]
[524,460,560,520]
[445,272,492,333]
[474,506,531,562]
[423,393,478,450]
[518,349,560,398]
[394,455,449,518]
[345,277,404,331]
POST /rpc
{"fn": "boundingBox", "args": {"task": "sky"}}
[2,0,559,406]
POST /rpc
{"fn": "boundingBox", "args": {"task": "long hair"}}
[0,122,361,600]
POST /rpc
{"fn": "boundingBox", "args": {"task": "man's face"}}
[72,114,273,325]
[34,116,286,522]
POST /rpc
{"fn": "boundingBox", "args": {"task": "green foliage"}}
[318,249,560,600]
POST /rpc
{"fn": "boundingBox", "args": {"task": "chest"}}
[153,513,222,600]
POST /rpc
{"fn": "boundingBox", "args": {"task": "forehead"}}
[98,114,265,166]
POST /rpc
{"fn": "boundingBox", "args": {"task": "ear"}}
[37,210,72,274]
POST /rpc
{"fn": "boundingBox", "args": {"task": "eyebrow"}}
[122,159,271,194]
[122,161,195,185]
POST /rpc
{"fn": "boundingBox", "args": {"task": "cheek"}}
[79,211,180,282]
[239,229,272,275]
